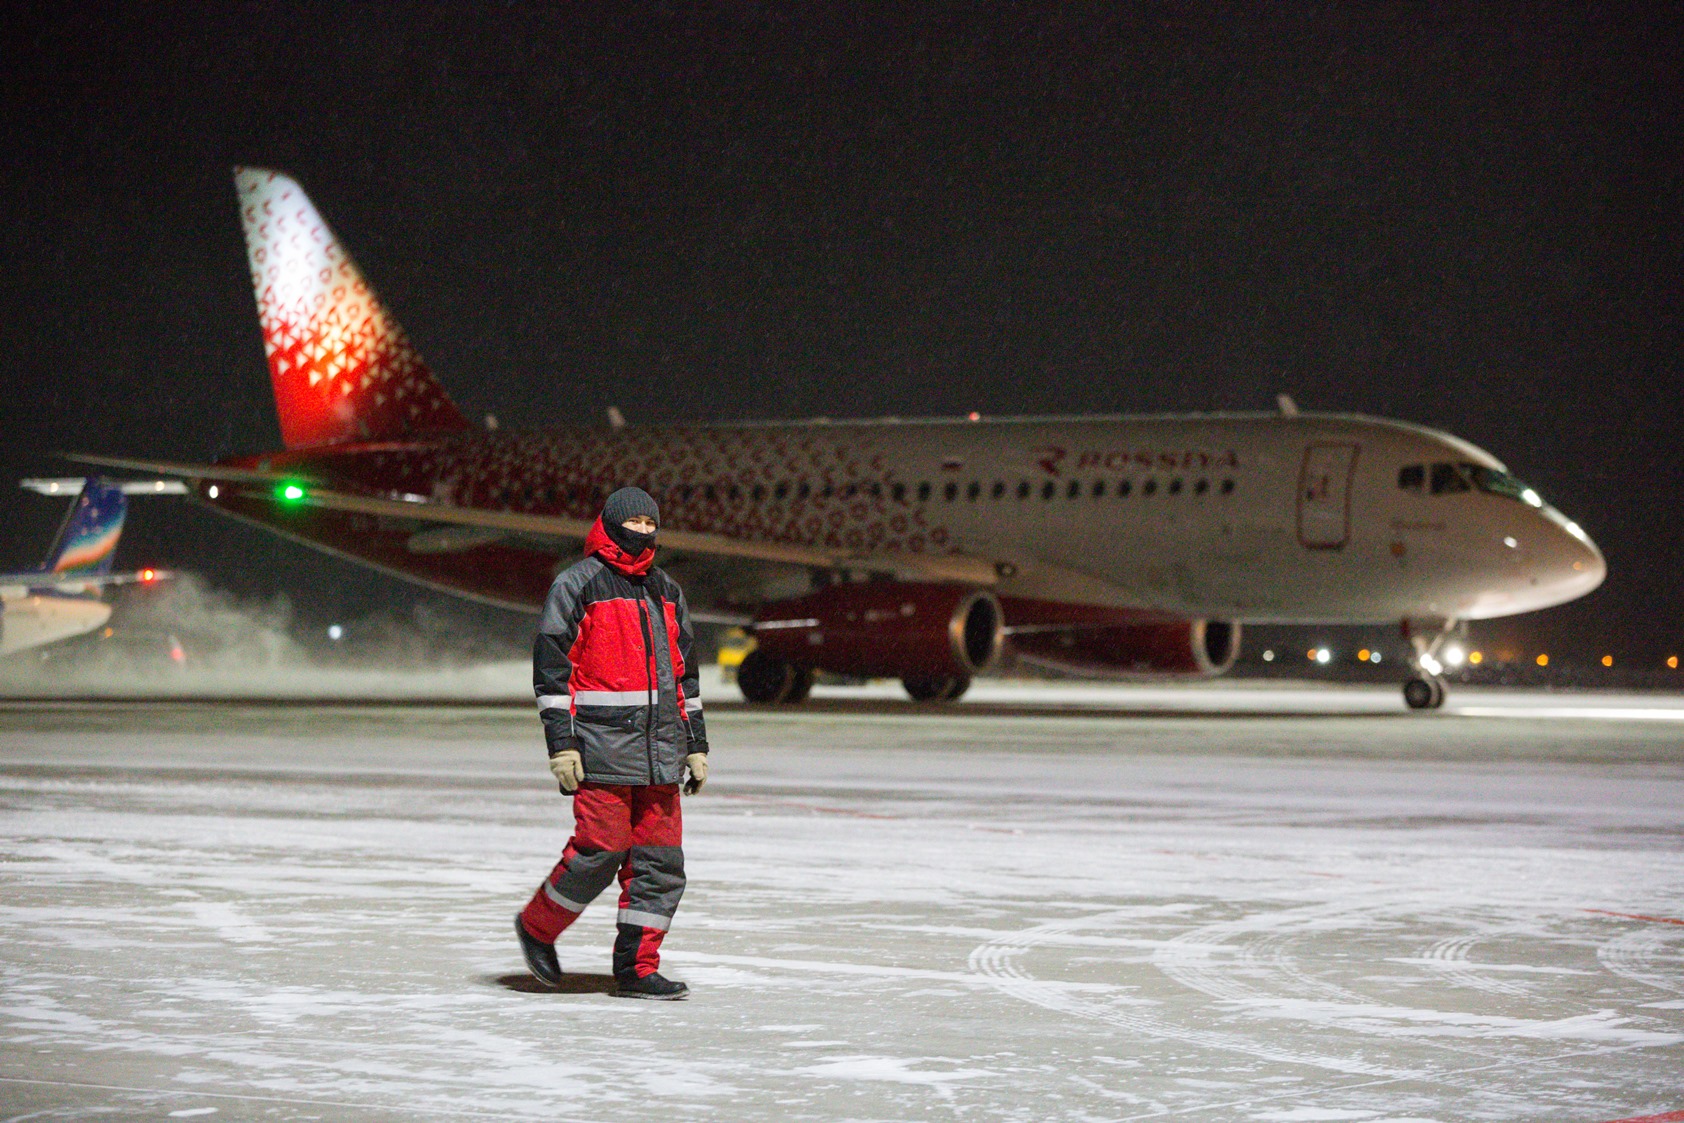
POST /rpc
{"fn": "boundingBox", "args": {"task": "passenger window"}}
[1430,462,1471,495]
[891,482,905,502]
[774,482,788,501]
[1194,478,1209,495]
[752,484,765,501]
[821,482,834,499]
[1067,479,1081,499]
[992,481,1006,499]
[1220,478,1234,495]
[1017,480,1030,499]
[967,481,980,501]
[944,482,958,501]
[1143,479,1158,496]
[797,482,810,500]
[917,482,931,501]
[1398,464,1424,491]
[1168,478,1183,495]
[1118,479,1132,497]
[841,484,857,499]
[1042,481,1056,500]
[1093,479,1106,498]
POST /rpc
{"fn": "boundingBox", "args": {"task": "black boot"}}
[615,972,689,1000]
[613,920,687,999]
[514,915,563,987]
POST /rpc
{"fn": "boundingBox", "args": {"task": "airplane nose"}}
[1531,508,1605,607]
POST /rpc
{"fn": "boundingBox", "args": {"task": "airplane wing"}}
[0,569,173,589]
[21,478,189,496]
[64,453,1002,586]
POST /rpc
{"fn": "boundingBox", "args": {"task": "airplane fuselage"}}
[205,411,1603,625]
[0,588,112,657]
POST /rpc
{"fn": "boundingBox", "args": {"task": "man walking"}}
[515,487,709,999]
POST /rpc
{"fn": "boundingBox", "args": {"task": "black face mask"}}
[606,521,656,557]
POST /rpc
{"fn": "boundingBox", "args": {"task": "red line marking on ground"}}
[1593,1110,1684,1123]
[1584,908,1684,927]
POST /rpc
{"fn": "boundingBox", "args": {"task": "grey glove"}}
[683,752,708,795]
[549,748,583,793]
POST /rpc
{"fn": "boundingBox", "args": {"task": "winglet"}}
[234,166,470,448]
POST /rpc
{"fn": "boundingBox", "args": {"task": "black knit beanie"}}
[601,487,660,556]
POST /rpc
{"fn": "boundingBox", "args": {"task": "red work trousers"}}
[520,783,685,979]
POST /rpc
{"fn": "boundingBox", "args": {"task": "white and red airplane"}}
[77,168,1603,709]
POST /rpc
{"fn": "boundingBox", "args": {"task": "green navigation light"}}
[278,483,306,503]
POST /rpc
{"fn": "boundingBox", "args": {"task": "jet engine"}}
[1007,618,1240,677]
[742,582,1003,703]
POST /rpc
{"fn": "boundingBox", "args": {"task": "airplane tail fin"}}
[233,167,471,449]
[42,478,126,578]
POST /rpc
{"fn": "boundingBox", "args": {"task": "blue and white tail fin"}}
[41,478,126,578]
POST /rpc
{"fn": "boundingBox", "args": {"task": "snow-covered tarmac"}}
[1,688,1681,1121]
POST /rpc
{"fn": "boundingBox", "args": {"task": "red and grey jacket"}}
[534,518,708,786]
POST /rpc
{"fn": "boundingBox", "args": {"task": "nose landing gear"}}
[1402,675,1446,710]
[1400,616,1458,711]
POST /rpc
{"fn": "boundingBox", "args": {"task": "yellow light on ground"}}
[1669,656,1679,670]
[1357,649,1371,662]
[1469,651,1483,665]
[1536,654,1549,667]
[1601,655,1614,668]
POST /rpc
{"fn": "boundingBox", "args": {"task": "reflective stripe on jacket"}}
[534,518,707,786]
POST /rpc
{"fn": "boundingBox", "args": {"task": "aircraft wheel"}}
[785,664,815,703]
[1403,676,1446,710]
[904,674,967,703]
[738,649,807,704]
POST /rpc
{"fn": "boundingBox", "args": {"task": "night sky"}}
[3,4,1680,664]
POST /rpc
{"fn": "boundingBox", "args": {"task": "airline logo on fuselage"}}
[1034,446,1242,476]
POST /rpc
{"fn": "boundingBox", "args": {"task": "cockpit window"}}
[1469,464,1545,507]
[1430,462,1472,494]
[1404,460,1545,504]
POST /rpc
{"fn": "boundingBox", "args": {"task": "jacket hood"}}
[585,516,655,577]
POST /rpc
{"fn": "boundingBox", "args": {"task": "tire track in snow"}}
[969,910,1406,1077]
[1418,933,1535,1000]
[1598,928,1684,996]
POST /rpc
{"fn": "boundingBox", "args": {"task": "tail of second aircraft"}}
[42,478,126,579]
[233,166,470,449]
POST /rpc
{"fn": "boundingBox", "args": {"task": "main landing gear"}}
[902,674,972,703]
[736,649,814,704]
[736,650,972,704]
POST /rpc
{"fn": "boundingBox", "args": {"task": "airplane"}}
[1,478,172,657]
[72,166,1605,710]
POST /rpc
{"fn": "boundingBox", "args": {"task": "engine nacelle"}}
[752,582,1003,679]
[1008,618,1240,677]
